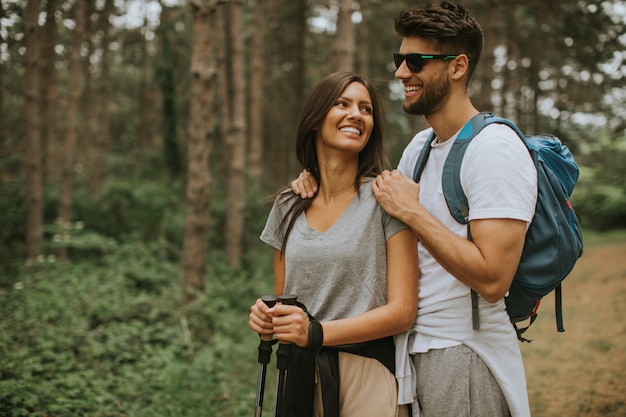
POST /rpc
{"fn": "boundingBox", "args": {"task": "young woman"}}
[249,72,418,417]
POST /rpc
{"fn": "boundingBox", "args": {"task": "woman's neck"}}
[316,157,360,203]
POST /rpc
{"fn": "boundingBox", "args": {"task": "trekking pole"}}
[274,294,298,417]
[255,294,278,417]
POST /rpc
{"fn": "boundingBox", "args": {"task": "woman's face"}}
[317,81,374,155]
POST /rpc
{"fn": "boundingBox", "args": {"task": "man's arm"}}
[372,169,526,302]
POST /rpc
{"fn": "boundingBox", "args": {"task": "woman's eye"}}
[361,107,372,114]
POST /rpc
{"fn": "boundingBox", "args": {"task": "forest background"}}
[1,0,625,416]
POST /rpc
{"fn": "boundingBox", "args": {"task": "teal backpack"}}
[413,113,584,342]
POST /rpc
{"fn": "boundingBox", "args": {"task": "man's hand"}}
[291,170,317,199]
[372,170,420,221]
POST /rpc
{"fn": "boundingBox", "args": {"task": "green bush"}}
[0,232,274,417]
[573,142,626,231]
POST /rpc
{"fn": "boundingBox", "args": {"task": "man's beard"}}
[402,68,451,116]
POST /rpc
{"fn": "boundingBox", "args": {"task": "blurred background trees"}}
[1,0,625,286]
[1,0,625,415]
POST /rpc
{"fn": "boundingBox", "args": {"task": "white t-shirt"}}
[397,123,537,352]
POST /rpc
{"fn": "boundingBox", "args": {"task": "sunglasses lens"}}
[393,54,404,69]
[394,54,423,73]
[406,56,423,73]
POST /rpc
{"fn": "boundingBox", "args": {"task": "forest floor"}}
[521,233,626,417]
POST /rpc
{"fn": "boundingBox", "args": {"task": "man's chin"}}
[403,101,425,116]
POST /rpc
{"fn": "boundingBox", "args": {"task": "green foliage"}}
[73,177,185,247]
[0,232,274,417]
[0,167,26,277]
[572,140,626,230]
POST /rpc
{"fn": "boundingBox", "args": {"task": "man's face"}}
[395,37,452,116]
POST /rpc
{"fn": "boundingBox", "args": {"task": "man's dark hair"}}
[395,1,484,82]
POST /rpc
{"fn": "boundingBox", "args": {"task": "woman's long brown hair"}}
[273,71,387,255]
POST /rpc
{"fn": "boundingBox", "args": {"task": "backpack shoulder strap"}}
[412,130,437,182]
[444,113,526,331]
[443,112,526,224]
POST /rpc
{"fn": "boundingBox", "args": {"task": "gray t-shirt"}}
[261,178,408,322]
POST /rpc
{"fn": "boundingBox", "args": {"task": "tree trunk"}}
[472,0,497,113]
[0,1,4,144]
[180,0,217,301]
[24,0,43,261]
[336,0,355,71]
[216,2,231,176]
[92,0,114,191]
[158,4,183,177]
[248,0,265,186]
[502,1,521,123]
[41,0,59,187]
[225,0,247,269]
[79,1,96,181]
[58,0,87,260]
[138,12,155,152]
[357,0,369,77]
[266,0,306,186]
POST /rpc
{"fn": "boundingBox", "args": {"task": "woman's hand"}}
[268,304,310,348]
[249,298,275,339]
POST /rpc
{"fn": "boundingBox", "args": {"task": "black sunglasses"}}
[393,53,460,73]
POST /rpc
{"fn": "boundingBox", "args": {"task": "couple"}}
[249,2,535,417]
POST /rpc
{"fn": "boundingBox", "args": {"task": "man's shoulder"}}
[467,123,529,157]
[397,128,433,174]
[473,122,520,141]
[405,127,433,153]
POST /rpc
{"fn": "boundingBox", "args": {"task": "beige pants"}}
[313,351,409,417]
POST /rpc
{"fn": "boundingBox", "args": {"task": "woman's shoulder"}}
[360,177,376,196]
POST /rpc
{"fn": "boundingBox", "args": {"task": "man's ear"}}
[450,54,470,81]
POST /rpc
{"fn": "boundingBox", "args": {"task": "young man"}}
[294,2,535,416]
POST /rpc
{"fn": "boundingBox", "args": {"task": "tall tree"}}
[0,0,4,145]
[41,0,60,186]
[92,0,114,190]
[24,0,43,261]
[137,13,153,152]
[248,0,265,186]
[265,0,307,186]
[468,0,498,113]
[357,0,369,77]
[335,0,355,71]
[157,3,183,177]
[180,0,217,299]
[216,2,231,168]
[79,1,96,179]
[225,0,247,269]
[57,0,87,260]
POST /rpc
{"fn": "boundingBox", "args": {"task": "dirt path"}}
[522,240,626,417]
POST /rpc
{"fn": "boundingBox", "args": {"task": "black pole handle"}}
[255,295,279,417]
[262,294,279,308]
[275,294,298,370]
[259,295,278,342]
[277,294,297,306]
[274,295,298,417]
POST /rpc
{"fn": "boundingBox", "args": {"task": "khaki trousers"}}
[313,351,409,417]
